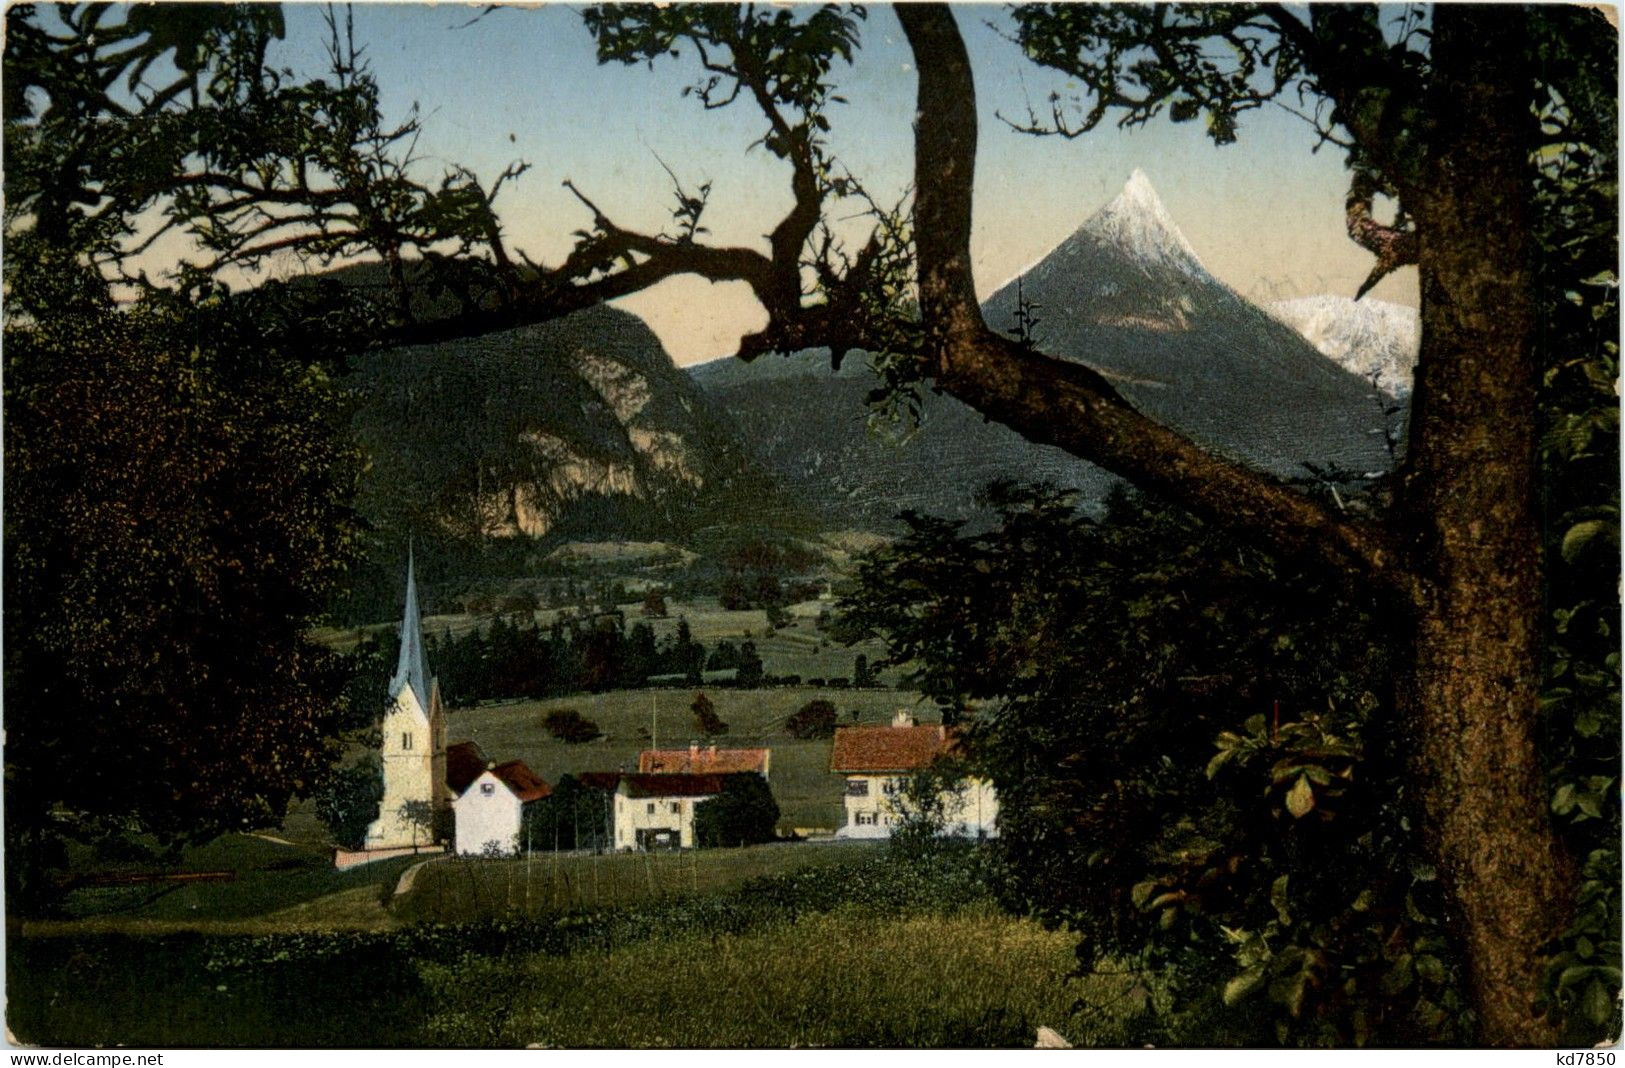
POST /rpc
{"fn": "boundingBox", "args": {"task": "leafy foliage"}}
[1528,10,1622,1040]
[839,483,1473,1044]
[786,699,839,740]
[691,691,729,737]
[3,269,363,901]
[543,710,604,745]
[694,774,780,848]
[521,774,614,853]
[314,761,383,851]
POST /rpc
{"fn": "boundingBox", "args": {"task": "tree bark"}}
[1397,6,1571,1047]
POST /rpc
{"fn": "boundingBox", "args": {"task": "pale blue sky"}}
[259,3,1416,364]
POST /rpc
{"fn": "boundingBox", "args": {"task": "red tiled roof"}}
[638,746,770,775]
[491,760,551,803]
[829,724,953,773]
[619,772,733,799]
[446,740,490,794]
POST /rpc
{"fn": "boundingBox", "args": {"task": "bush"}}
[691,692,728,736]
[543,709,603,744]
[315,760,382,850]
[694,774,779,848]
[786,699,838,740]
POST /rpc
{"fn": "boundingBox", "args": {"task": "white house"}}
[453,760,552,857]
[365,550,451,849]
[610,773,730,851]
[830,711,999,839]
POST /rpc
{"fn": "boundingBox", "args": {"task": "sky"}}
[250,3,1417,366]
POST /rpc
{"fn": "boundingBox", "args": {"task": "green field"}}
[10,843,1146,1048]
[37,833,421,935]
[449,686,934,830]
[421,904,1126,1048]
[396,841,878,923]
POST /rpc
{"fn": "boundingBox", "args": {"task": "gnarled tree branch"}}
[897,4,1411,595]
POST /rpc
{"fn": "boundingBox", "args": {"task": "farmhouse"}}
[365,551,452,849]
[608,773,731,851]
[830,711,999,839]
[453,760,552,857]
[638,744,771,779]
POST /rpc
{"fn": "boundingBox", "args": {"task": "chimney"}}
[708,745,718,759]
[689,742,700,762]
[892,710,915,729]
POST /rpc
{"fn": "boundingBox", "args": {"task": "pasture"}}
[10,843,1145,1049]
[448,686,933,830]
[421,904,1123,1048]
[394,840,877,923]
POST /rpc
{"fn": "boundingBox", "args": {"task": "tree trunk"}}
[1399,6,1571,1047]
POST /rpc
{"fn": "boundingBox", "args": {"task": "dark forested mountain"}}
[692,170,1404,528]
[351,304,789,543]
[340,302,801,618]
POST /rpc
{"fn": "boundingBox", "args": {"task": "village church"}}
[364,551,452,849]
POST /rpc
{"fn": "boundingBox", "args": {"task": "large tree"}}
[4,2,1614,1044]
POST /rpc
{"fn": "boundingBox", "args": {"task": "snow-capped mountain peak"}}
[1082,168,1209,278]
[1269,295,1420,397]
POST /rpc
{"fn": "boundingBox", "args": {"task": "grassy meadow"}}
[10,843,1148,1048]
[449,685,929,830]
[394,840,877,923]
[421,904,1127,1048]
[36,833,421,935]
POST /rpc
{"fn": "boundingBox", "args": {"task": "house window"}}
[882,779,897,795]
[846,780,869,797]
[647,802,656,815]
[402,732,413,750]
[480,783,495,796]
[855,812,873,826]
[670,802,681,815]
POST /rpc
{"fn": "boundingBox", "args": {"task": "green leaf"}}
[1285,775,1316,818]
[1271,874,1292,925]
[1562,518,1616,563]
[1131,880,1158,909]
[1582,978,1616,1027]
[1223,965,1267,1005]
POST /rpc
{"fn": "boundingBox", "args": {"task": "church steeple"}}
[389,544,434,713]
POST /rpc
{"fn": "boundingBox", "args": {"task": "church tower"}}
[365,548,450,848]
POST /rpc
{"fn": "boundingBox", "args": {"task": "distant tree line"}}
[341,613,778,707]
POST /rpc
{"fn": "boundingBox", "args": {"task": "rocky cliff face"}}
[350,303,789,544]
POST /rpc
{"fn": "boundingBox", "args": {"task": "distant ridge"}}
[1269,295,1419,398]
[693,169,1405,530]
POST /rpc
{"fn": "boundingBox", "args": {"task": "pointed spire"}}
[389,541,434,713]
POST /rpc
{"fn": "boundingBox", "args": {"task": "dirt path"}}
[394,853,451,897]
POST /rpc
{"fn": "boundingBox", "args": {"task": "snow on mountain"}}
[983,170,1402,481]
[692,169,1409,530]
[1081,167,1211,280]
[1269,296,1420,398]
